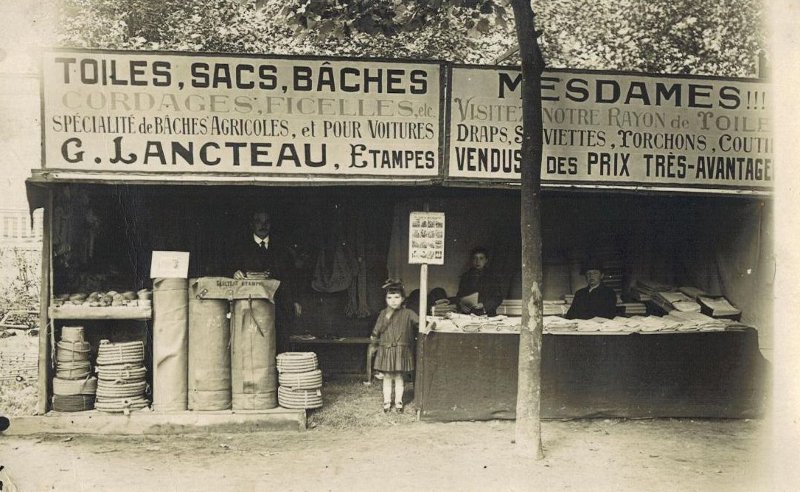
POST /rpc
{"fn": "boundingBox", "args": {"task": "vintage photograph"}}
[0,0,797,490]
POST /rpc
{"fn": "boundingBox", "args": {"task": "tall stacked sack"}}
[276,352,323,410]
[95,340,149,413]
[52,326,97,412]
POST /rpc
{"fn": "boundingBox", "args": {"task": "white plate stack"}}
[52,326,97,412]
[95,340,150,413]
[276,352,323,410]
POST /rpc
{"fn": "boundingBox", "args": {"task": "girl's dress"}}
[371,307,418,373]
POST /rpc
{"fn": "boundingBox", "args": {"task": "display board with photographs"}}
[408,212,445,265]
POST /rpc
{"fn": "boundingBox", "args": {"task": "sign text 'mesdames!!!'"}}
[448,67,772,189]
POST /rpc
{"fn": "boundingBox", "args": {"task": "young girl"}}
[370,281,417,413]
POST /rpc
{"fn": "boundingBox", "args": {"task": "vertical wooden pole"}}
[414,203,431,419]
[415,263,427,420]
[419,264,428,322]
[418,201,431,322]
[36,189,53,415]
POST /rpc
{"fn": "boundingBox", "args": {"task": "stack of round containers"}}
[52,326,97,412]
[276,352,323,410]
[95,340,150,413]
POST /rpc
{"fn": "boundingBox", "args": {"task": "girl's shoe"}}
[395,402,404,414]
[383,403,392,413]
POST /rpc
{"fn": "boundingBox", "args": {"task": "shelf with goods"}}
[46,294,154,412]
[48,290,153,320]
[48,305,152,320]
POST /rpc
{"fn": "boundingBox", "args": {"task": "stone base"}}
[4,408,306,435]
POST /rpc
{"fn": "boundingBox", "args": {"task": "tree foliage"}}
[57,0,765,77]
[535,0,765,76]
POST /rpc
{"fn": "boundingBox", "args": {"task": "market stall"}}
[27,49,772,422]
[416,319,767,420]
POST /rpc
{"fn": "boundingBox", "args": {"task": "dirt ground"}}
[0,338,783,491]
[0,417,776,491]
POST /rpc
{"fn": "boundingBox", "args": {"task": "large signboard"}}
[448,66,772,190]
[42,50,442,178]
[40,50,773,192]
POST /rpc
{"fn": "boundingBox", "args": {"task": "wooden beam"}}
[36,189,53,415]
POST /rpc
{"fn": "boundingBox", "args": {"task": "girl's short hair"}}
[382,278,405,298]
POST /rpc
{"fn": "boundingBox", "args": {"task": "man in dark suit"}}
[565,260,617,320]
[230,210,302,350]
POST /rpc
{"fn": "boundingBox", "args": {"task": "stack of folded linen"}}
[679,286,708,299]
[543,316,578,333]
[479,321,521,333]
[666,310,730,331]
[431,299,458,316]
[631,279,673,302]
[519,311,745,334]
[428,316,458,332]
[429,313,523,333]
[543,300,567,317]
[654,291,701,313]
[619,302,647,315]
[426,313,472,332]
[627,316,664,332]
[698,296,742,319]
[496,299,522,316]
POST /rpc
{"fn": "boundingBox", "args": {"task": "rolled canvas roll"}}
[188,280,232,410]
[153,277,189,412]
[231,298,277,410]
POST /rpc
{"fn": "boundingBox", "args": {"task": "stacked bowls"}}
[95,340,150,413]
[52,326,97,412]
[276,352,323,410]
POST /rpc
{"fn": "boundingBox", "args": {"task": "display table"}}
[416,328,768,421]
[289,336,372,375]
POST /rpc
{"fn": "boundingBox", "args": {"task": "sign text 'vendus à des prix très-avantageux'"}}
[43,52,441,176]
[449,67,771,188]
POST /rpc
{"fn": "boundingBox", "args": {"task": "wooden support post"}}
[413,202,431,416]
[419,201,430,322]
[36,189,53,415]
[419,264,428,323]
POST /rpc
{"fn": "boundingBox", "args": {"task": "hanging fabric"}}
[311,203,358,293]
[345,207,371,318]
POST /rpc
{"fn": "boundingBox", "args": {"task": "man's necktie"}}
[259,240,267,251]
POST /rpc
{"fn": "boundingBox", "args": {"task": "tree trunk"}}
[510,0,546,460]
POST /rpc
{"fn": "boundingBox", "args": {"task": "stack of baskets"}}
[52,326,97,412]
[276,352,323,410]
[95,340,150,413]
